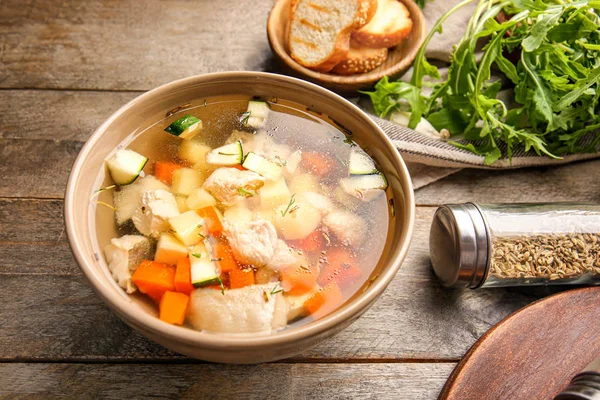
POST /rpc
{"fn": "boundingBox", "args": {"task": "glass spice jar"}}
[429,203,600,288]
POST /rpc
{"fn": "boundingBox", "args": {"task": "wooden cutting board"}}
[439,287,600,400]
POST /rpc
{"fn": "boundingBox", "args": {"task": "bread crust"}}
[331,46,388,75]
[351,0,413,48]
[287,0,375,72]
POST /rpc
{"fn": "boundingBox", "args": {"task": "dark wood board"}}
[439,287,600,400]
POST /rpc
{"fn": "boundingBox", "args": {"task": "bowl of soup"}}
[65,71,414,363]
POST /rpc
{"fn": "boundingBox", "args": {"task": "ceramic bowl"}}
[65,71,415,363]
[267,0,427,93]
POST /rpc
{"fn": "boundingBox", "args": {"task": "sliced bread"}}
[351,0,413,49]
[287,0,377,72]
[331,45,388,75]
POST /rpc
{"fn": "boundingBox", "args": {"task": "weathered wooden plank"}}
[0,362,455,400]
[415,160,600,205]
[0,139,81,198]
[0,199,66,243]
[0,90,140,141]
[0,0,275,91]
[0,204,546,361]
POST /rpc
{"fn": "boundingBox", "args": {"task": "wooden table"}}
[1,1,598,398]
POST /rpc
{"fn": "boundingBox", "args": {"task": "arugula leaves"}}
[364,0,600,164]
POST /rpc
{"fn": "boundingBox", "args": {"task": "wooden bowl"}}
[267,0,427,94]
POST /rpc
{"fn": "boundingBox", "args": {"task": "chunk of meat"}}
[187,283,288,334]
[323,209,367,247]
[268,239,300,271]
[132,189,180,238]
[103,235,152,293]
[203,167,265,206]
[224,219,278,267]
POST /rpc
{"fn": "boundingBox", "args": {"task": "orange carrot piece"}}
[174,258,194,295]
[303,283,344,319]
[291,230,326,253]
[301,152,333,176]
[213,244,238,273]
[159,291,189,325]
[231,164,246,170]
[228,268,255,289]
[154,161,183,185]
[132,260,176,303]
[197,206,223,235]
[317,248,362,288]
[281,264,318,296]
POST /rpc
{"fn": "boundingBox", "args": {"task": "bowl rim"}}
[65,71,415,349]
[266,0,427,85]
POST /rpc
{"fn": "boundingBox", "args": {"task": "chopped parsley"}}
[237,187,256,197]
[191,253,202,258]
[239,111,251,125]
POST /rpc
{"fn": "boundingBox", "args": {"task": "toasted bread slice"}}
[331,45,388,75]
[351,0,413,48]
[287,0,377,72]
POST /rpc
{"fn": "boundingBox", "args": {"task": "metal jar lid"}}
[429,203,489,288]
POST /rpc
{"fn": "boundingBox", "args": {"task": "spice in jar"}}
[429,203,600,288]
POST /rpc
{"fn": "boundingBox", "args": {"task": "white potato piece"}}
[179,140,212,165]
[175,195,189,213]
[223,206,254,227]
[274,199,321,240]
[259,176,291,209]
[323,209,366,247]
[187,283,288,334]
[185,188,217,210]
[104,235,152,293]
[154,233,188,265]
[289,173,320,194]
[298,192,334,215]
[172,168,203,196]
[285,290,315,322]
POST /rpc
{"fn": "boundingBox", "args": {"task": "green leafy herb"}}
[280,194,297,217]
[237,187,256,197]
[216,275,226,295]
[96,201,117,212]
[91,185,116,200]
[191,253,202,258]
[270,283,283,295]
[343,137,357,147]
[363,0,600,164]
[240,111,251,125]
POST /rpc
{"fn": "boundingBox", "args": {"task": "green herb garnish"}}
[343,138,357,147]
[237,187,256,197]
[191,253,202,258]
[240,111,251,125]
[96,201,117,212]
[217,276,226,295]
[363,0,600,165]
[270,283,283,295]
[280,194,297,217]
[91,185,116,200]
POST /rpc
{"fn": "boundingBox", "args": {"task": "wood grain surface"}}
[440,287,600,400]
[1,0,598,398]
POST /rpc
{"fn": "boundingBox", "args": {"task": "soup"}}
[97,96,390,334]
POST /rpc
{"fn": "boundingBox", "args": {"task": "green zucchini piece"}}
[348,149,378,175]
[242,152,282,181]
[106,149,148,186]
[206,140,243,166]
[340,173,388,201]
[164,115,202,139]
[190,251,220,288]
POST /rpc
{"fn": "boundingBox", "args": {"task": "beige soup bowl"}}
[65,72,415,363]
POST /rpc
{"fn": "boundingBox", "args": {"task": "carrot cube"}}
[159,291,189,325]
[317,249,362,288]
[229,268,255,289]
[154,161,183,185]
[213,244,239,273]
[174,258,195,295]
[132,260,176,303]
[281,264,318,296]
[197,206,223,235]
[303,283,344,319]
